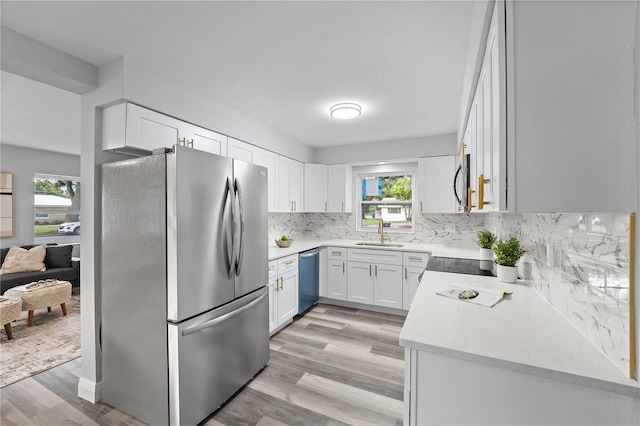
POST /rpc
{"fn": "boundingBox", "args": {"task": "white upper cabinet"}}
[227,137,255,162]
[463,3,505,212]
[253,147,279,213]
[103,103,227,156]
[226,138,278,212]
[277,156,304,212]
[462,0,636,212]
[103,103,183,155]
[183,124,227,156]
[506,0,635,212]
[327,164,353,213]
[304,164,328,212]
[418,156,456,213]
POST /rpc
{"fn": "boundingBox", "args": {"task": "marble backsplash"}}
[485,213,631,375]
[269,213,485,246]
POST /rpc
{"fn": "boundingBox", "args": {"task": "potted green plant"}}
[492,237,527,283]
[476,229,497,261]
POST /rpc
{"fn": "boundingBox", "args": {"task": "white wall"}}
[122,57,313,163]
[313,133,457,164]
[0,144,80,247]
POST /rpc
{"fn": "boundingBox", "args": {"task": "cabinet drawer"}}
[268,260,278,281]
[403,252,430,268]
[327,246,347,261]
[347,248,402,265]
[277,254,298,274]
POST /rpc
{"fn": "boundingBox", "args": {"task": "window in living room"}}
[33,174,80,247]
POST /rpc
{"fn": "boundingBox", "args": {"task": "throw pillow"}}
[44,245,73,268]
[0,245,47,275]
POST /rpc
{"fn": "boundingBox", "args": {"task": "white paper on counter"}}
[436,283,510,308]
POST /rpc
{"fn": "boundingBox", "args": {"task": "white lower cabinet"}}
[327,260,347,301]
[326,247,347,301]
[267,261,277,332]
[403,267,423,311]
[347,261,374,304]
[325,247,428,311]
[346,249,403,308]
[269,255,298,335]
[373,263,403,309]
[402,252,429,310]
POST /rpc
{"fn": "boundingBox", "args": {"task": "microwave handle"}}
[453,163,463,205]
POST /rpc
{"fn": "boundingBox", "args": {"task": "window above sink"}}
[355,165,416,234]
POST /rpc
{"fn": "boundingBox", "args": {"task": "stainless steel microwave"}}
[453,153,470,212]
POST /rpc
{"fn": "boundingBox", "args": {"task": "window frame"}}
[33,173,81,246]
[354,163,417,234]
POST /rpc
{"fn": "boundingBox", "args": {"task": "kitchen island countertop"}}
[400,270,640,397]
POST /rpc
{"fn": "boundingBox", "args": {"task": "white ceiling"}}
[0,1,475,155]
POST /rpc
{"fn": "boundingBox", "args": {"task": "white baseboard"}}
[78,377,102,403]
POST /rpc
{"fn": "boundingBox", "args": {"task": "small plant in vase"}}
[476,230,497,261]
[492,237,527,283]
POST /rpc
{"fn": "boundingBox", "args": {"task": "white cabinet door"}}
[418,156,456,213]
[347,261,373,304]
[103,103,184,154]
[227,137,255,162]
[373,263,403,309]
[268,278,277,333]
[277,156,304,212]
[268,260,278,333]
[403,266,423,310]
[184,124,227,156]
[327,259,347,301]
[327,164,352,213]
[277,269,298,325]
[304,164,328,212]
[253,146,279,213]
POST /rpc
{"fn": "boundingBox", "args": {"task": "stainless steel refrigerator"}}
[101,145,269,426]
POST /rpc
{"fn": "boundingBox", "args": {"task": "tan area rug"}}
[0,293,80,387]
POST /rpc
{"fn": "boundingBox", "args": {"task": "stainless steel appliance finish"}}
[454,153,471,212]
[102,145,269,426]
[298,249,320,314]
[168,287,269,426]
[425,256,495,277]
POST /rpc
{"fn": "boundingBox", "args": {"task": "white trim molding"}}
[78,377,102,403]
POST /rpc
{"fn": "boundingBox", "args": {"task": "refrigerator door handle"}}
[230,178,241,276]
[234,178,246,276]
[181,292,268,337]
[223,177,234,279]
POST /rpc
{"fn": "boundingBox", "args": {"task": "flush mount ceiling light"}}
[330,103,361,120]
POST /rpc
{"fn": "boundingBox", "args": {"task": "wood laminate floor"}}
[0,304,406,426]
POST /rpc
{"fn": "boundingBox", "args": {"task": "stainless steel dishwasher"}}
[298,248,320,314]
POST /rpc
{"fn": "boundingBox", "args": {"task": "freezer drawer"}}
[168,287,269,426]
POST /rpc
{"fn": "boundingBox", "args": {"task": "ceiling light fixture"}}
[330,103,361,120]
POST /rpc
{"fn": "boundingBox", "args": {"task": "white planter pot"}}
[479,248,493,261]
[496,264,518,283]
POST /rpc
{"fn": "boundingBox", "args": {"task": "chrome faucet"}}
[378,219,389,243]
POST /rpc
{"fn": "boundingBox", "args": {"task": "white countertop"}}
[399,270,640,397]
[268,238,480,261]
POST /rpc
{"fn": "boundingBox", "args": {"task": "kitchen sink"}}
[355,242,404,247]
